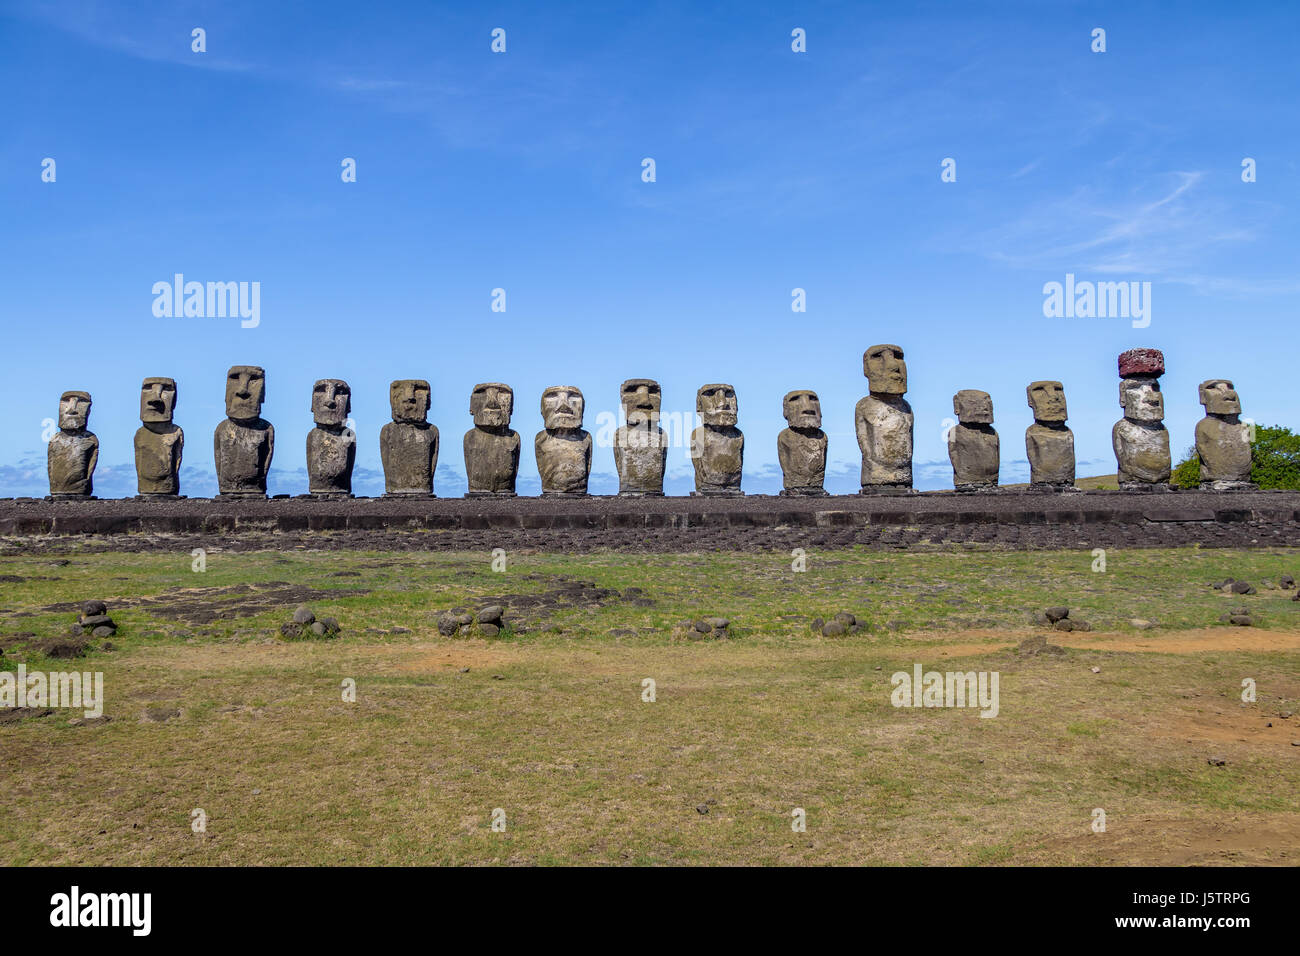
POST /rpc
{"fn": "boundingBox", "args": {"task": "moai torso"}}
[380,421,439,495]
[307,426,356,495]
[135,424,184,496]
[855,395,913,488]
[948,426,999,489]
[214,418,274,495]
[536,430,592,495]
[778,428,827,493]
[464,428,520,494]
[48,432,98,497]
[614,424,667,495]
[1196,417,1252,485]
[1025,423,1075,486]
[1112,420,1171,485]
[691,425,744,493]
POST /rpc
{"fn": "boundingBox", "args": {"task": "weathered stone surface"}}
[214,366,273,498]
[48,390,98,498]
[535,386,592,496]
[1025,381,1075,489]
[463,383,520,496]
[134,377,183,497]
[380,379,439,497]
[306,379,356,497]
[778,390,828,496]
[1112,350,1170,489]
[948,390,999,491]
[614,379,667,496]
[856,345,913,491]
[690,384,743,496]
[1196,379,1255,490]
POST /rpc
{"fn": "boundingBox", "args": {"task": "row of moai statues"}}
[46,348,1256,498]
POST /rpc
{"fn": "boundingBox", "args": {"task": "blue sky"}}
[2,0,1297,496]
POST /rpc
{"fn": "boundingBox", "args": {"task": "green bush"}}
[1170,424,1300,490]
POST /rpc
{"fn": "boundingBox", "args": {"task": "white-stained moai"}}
[856,344,914,492]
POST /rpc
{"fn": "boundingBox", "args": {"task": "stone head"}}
[58,390,91,431]
[389,379,431,424]
[697,384,738,427]
[140,377,177,424]
[783,390,822,429]
[312,379,351,426]
[470,383,514,428]
[864,344,907,395]
[224,366,266,421]
[541,386,585,430]
[620,379,662,426]
[1119,378,1165,422]
[1199,379,1241,416]
[1026,380,1067,423]
[953,389,993,425]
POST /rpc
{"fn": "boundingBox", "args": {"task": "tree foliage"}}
[1170,424,1300,490]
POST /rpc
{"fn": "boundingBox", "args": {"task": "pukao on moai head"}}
[690,384,743,496]
[615,378,666,496]
[48,390,98,498]
[1112,348,1171,489]
[306,379,355,497]
[1024,380,1075,490]
[855,344,914,492]
[134,377,184,497]
[778,389,828,496]
[215,365,273,498]
[535,385,592,496]
[948,389,999,491]
[380,379,439,497]
[463,382,520,496]
[1196,379,1255,490]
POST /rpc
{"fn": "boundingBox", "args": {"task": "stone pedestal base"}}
[1117,482,1173,493]
[383,492,437,499]
[541,491,589,498]
[859,485,915,496]
[1202,480,1258,492]
[465,491,516,499]
[617,491,665,498]
[299,493,354,501]
[780,487,829,497]
[691,490,744,497]
[215,492,267,500]
[133,494,184,500]
[954,483,998,494]
[45,494,95,501]
[1028,482,1080,494]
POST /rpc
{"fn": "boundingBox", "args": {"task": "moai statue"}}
[47,390,98,498]
[134,377,183,497]
[535,386,592,496]
[214,366,274,498]
[1112,349,1171,490]
[306,379,356,498]
[614,379,667,496]
[856,344,914,493]
[380,379,439,496]
[778,390,828,496]
[464,383,520,497]
[1025,381,1075,490]
[1196,379,1255,490]
[690,384,743,496]
[948,390,999,491]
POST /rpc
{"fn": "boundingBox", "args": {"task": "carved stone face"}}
[621,379,662,426]
[139,377,177,424]
[1027,380,1067,423]
[1120,379,1165,422]
[1199,379,1241,416]
[541,386,585,430]
[470,383,513,428]
[390,379,430,424]
[953,389,993,425]
[783,390,822,429]
[864,344,907,395]
[697,384,738,427]
[312,379,351,426]
[225,366,266,420]
[59,391,91,431]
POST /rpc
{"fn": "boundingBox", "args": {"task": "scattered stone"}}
[1053,619,1076,632]
[1045,606,1070,623]
[693,620,711,634]
[458,667,470,673]
[436,614,458,636]
[1090,666,1101,674]
[1129,618,1154,629]
[1207,756,1226,767]
[1281,575,1295,589]
[1016,635,1067,657]
[1229,614,1254,627]
[1230,581,1256,595]
[696,804,709,815]
[479,623,500,638]
[81,600,107,616]
[822,621,846,637]
[292,605,316,625]
[141,707,181,723]
[833,612,856,627]
[279,622,305,640]
[478,605,505,625]
[37,637,90,659]
[705,617,730,629]
[310,621,327,636]
[390,626,411,634]
[90,625,114,639]
[810,617,824,631]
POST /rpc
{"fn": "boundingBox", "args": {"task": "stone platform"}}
[1,489,1297,554]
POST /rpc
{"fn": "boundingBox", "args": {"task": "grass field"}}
[2,545,1298,865]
